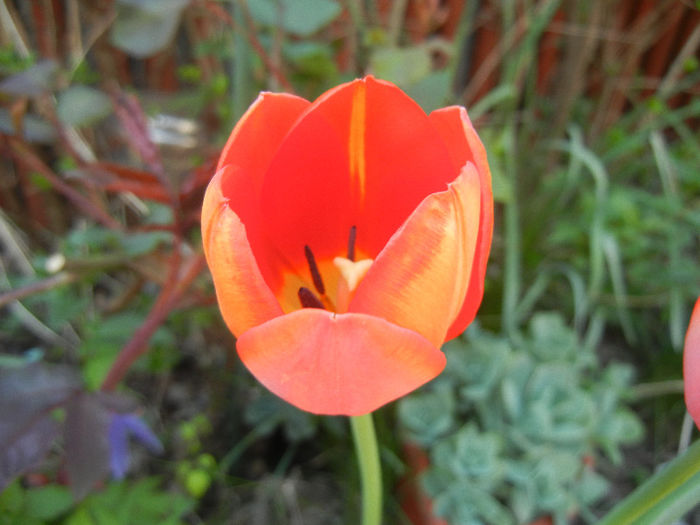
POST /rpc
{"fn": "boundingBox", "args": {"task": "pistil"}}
[334,257,373,313]
[297,226,370,312]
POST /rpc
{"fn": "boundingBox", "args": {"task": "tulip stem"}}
[351,413,382,525]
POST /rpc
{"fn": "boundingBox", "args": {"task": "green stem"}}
[501,123,520,337]
[350,413,382,525]
[599,437,700,525]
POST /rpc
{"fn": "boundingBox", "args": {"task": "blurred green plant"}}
[0,0,698,522]
[399,313,643,524]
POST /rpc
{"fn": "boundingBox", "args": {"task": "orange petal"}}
[350,165,482,348]
[259,104,355,270]
[293,76,457,257]
[236,309,446,416]
[217,92,309,172]
[215,92,311,299]
[684,297,700,428]
[429,106,494,340]
[202,166,283,336]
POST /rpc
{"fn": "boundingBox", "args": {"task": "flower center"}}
[297,226,373,313]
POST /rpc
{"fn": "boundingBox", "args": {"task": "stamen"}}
[347,225,357,261]
[298,287,325,309]
[304,245,326,295]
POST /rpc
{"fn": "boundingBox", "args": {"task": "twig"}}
[196,0,293,92]
[656,24,700,100]
[0,259,77,349]
[100,253,206,391]
[0,209,34,275]
[0,0,31,57]
[5,137,122,230]
[460,3,530,104]
[0,272,76,309]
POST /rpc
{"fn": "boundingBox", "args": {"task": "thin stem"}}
[350,413,382,525]
[501,123,520,337]
[232,0,252,121]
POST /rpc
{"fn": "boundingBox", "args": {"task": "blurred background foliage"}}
[0,0,698,523]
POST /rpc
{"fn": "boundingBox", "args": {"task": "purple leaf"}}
[64,393,111,500]
[0,363,81,442]
[0,415,59,490]
[0,363,80,490]
[0,60,59,97]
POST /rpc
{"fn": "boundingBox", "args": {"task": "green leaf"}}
[596,408,644,464]
[369,46,431,88]
[110,0,189,58]
[24,485,74,520]
[65,506,93,525]
[398,387,454,446]
[0,480,25,515]
[575,468,609,506]
[404,70,451,112]
[284,42,338,80]
[430,478,514,525]
[599,438,700,525]
[450,425,503,481]
[57,86,111,127]
[118,231,171,257]
[445,334,509,401]
[248,0,342,37]
[526,312,583,365]
[67,479,193,525]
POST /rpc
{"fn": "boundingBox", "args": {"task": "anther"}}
[347,225,357,261]
[304,245,325,295]
[298,287,325,309]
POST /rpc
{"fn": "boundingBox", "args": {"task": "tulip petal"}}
[214,92,311,300]
[350,165,482,348]
[260,106,356,271]
[217,92,309,172]
[684,297,700,428]
[202,166,283,336]
[262,76,457,262]
[236,309,446,416]
[429,106,494,340]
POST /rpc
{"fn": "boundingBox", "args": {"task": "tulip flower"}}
[684,297,700,427]
[202,76,493,416]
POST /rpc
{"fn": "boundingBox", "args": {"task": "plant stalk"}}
[350,413,382,525]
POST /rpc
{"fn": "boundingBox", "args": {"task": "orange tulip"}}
[684,297,700,427]
[201,76,493,415]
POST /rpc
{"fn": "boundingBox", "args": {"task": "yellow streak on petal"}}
[348,81,367,201]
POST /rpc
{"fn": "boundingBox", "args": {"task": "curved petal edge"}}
[350,165,482,348]
[429,106,494,340]
[236,309,446,416]
[202,166,283,336]
[217,91,310,172]
[684,297,700,428]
